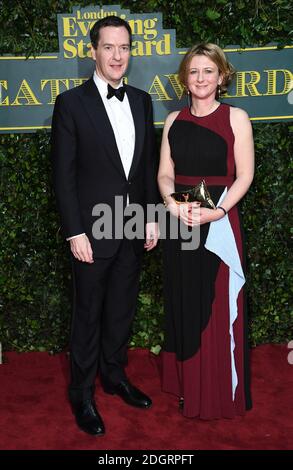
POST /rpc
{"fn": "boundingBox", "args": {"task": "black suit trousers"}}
[68,238,142,404]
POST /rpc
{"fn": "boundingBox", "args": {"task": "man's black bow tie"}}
[107,83,126,102]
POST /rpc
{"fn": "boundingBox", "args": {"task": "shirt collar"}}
[93,71,124,98]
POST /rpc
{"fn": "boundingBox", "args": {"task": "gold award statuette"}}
[170,180,216,209]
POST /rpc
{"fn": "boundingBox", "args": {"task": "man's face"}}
[91,26,131,87]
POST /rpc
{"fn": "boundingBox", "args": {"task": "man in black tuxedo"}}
[51,16,159,436]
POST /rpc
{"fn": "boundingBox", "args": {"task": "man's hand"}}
[70,234,94,263]
[144,222,159,251]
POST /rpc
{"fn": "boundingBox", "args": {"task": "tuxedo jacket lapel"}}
[77,79,146,181]
[79,79,126,177]
[126,85,145,181]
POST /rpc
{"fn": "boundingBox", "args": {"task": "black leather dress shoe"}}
[72,399,105,436]
[103,380,152,409]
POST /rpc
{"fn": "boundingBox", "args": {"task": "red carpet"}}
[0,345,292,450]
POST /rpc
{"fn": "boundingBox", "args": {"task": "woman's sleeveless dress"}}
[162,104,252,419]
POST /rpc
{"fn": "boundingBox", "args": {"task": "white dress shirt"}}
[93,72,135,178]
[67,72,136,241]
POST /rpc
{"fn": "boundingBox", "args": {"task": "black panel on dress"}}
[168,120,227,176]
[163,119,228,361]
[163,220,221,361]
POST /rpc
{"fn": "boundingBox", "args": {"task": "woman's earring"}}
[187,90,192,108]
[217,84,221,98]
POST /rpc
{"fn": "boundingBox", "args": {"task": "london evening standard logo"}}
[60,5,173,59]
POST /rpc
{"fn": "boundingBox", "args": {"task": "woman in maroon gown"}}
[158,43,254,419]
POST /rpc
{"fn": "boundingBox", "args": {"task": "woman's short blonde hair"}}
[178,43,235,97]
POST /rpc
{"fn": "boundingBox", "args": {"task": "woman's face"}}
[186,54,222,100]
